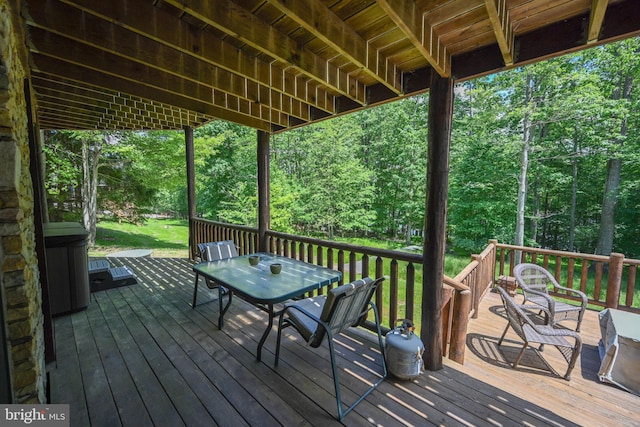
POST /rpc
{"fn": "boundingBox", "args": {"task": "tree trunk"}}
[82,138,101,246]
[514,74,534,248]
[595,158,622,256]
[568,135,578,252]
[531,178,540,243]
[595,72,633,256]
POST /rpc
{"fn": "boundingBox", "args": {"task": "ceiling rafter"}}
[25,2,312,122]
[31,53,274,131]
[588,0,610,43]
[266,0,402,95]
[162,0,367,105]
[53,0,336,115]
[377,0,450,78]
[483,0,514,66]
[18,0,640,131]
[34,75,214,130]
[28,28,290,129]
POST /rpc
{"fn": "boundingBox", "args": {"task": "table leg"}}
[192,274,199,308]
[217,285,233,330]
[256,303,275,362]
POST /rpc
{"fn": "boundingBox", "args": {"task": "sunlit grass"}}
[91,217,189,258]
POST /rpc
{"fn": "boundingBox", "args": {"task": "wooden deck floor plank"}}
[151,280,345,426]
[125,258,330,426]
[115,285,238,427]
[464,293,640,425]
[106,286,217,427]
[69,310,122,426]
[92,290,186,427]
[48,257,640,426]
[49,315,90,426]
[85,294,154,427]
[124,281,274,427]
[193,292,476,427]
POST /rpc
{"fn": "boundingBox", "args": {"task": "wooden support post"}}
[26,80,54,364]
[421,73,454,371]
[449,289,472,364]
[605,252,624,309]
[184,126,196,260]
[257,130,270,252]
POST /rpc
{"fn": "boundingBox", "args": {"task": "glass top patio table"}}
[192,252,342,360]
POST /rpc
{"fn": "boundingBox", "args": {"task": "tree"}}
[592,39,640,256]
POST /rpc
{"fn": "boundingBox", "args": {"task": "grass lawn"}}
[91,217,190,258]
[91,218,469,275]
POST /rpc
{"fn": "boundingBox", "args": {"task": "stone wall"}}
[0,0,46,403]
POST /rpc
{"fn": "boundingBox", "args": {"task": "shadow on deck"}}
[48,257,640,426]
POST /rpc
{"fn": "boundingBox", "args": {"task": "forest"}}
[43,37,640,259]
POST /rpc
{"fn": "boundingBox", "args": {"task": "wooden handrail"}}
[493,241,638,312]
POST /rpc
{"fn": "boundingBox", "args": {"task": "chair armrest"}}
[281,303,323,325]
[554,285,588,308]
[523,287,556,310]
[532,323,583,345]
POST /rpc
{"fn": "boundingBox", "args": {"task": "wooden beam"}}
[52,0,336,115]
[588,0,610,44]
[28,30,286,129]
[483,0,514,66]
[257,131,271,252]
[377,0,450,77]
[163,0,366,105]
[185,126,197,260]
[267,0,402,94]
[25,2,311,122]
[27,27,289,128]
[31,53,273,131]
[422,73,454,371]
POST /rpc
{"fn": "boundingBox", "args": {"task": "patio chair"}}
[192,240,238,307]
[275,277,387,420]
[514,263,588,332]
[496,286,582,380]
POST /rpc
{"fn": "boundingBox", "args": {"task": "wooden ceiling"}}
[22,0,640,132]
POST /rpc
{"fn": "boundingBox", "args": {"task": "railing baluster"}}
[567,258,575,291]
[594,262,604,302]
[337,250,345,285]
[580,260,589,294]
[361,254,369,279]
[389,259,399,327]
[406,263,415,321]
[375,256,384,327]
[349,251,357,282]
[626,265,637,307]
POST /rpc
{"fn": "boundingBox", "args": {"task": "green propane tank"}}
[385,319,425,380]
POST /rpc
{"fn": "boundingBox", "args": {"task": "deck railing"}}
[190,218,484,364]
[190,219,640,364]
[493,240,639,312]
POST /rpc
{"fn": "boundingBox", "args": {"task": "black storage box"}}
[43,222,90,315]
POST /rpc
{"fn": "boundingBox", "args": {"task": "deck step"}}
[90,260,137,292]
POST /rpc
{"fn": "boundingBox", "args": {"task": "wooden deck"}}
[48,257,640,426]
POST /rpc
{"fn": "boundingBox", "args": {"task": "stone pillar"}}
[0,0,47,403]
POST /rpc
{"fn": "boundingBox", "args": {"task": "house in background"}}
[1,0,639,404]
